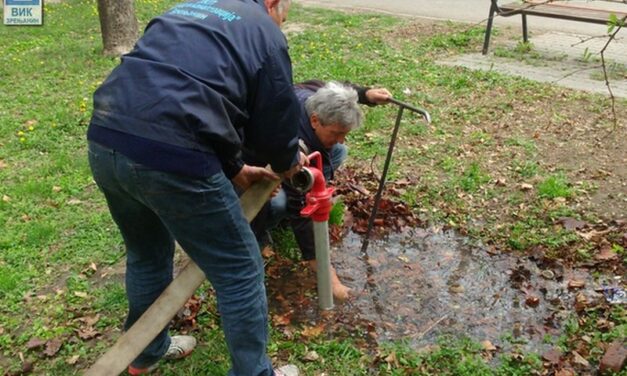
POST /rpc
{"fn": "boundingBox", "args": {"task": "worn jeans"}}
[88,141,273,376]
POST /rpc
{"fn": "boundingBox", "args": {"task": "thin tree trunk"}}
[97,0,138,57]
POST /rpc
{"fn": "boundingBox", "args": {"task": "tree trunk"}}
[96,0,139,57]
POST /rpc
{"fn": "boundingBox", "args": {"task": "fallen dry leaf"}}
[77,326,100,340]
[385,351,400,368]
[576,228,612,241]
[43,339,62,357]
[272,313,291,326]
[0,160,7,169]
[348,183,370,195]
[574,292,589,312]
[555,368,575,376]
[303,350,320,362]
[595,246,617,261]
[26,338,46,350]
[301,324,325,338]
[73,291,89,298]
[481,340,497,351]
[568,279,585,289]
[558,217,587,231]
[542,347,563,364]
[448,283,465,294]
[78,314,100,327]
[525,296,540,307]
[21,360,34,374]
[520,183,533,191]
[66,355,80,365]
[571,350,590,367]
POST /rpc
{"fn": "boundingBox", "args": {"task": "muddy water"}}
[327,227,604,352]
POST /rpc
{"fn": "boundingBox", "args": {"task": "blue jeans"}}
[88,141,273,376]
[269,143,348,224]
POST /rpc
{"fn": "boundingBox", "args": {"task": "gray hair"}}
[305,82,363,130]
[277,0,291,15]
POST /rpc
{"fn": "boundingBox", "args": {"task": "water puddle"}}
[337,228,611,351]
[267,227,614,353]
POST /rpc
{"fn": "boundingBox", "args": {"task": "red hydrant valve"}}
[299,152,335,222]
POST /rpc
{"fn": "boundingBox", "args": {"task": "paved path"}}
[299,0,627,97]
[298,0,617,35]
[441,32,627,98]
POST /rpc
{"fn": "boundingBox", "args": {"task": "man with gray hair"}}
[250,80,391,301]
[87,0,302,375]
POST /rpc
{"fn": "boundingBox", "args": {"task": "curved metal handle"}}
[388,97,431,124]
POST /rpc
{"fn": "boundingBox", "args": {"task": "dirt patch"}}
[282,22,308,35]
[479,93,627,220]
[384,18,521,52]
[385,19,457,44]
[535,115,627,218]
[381,76,627,221]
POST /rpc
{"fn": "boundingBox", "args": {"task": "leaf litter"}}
[261,167,626,373]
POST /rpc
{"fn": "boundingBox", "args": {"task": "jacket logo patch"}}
[169,0,242,22]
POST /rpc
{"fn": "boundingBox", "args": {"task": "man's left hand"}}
[232,164,280,191]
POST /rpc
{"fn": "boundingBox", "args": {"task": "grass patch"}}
[538,174,572,199]
[1,1,624,375]
[457,162,490,192]
[589,61,627,81]
[493,41,567,66]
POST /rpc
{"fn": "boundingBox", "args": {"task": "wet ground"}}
[267,227,620,353]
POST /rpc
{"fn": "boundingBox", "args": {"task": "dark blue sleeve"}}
[245,47,300,173]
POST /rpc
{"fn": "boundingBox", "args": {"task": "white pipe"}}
[313,220,334,310]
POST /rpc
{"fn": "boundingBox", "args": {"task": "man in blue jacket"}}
[87,1,303,375]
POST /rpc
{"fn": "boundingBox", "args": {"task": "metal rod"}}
[313,220,334,310]
[361,105,405,254]
[388,97,431,123]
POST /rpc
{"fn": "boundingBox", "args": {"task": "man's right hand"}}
[283,151,308,179]
[365,88,392,105]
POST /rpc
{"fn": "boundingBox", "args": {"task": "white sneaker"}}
[128,335,197,375]
[163,335,197,360]
[274,364,299,376]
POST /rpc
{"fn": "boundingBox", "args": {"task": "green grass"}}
[457,162,490,192]
[493,41,567,66]
[538,173,572,199]
[329,200,345,226]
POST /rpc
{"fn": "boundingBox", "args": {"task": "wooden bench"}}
[482,0,627,54]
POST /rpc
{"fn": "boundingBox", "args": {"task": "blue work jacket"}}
[88,0,301,178]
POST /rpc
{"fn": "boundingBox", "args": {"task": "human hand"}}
[365,88,392,105]
[270,183,282,198]
[231,164,279,191]
[282,151,309,179]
